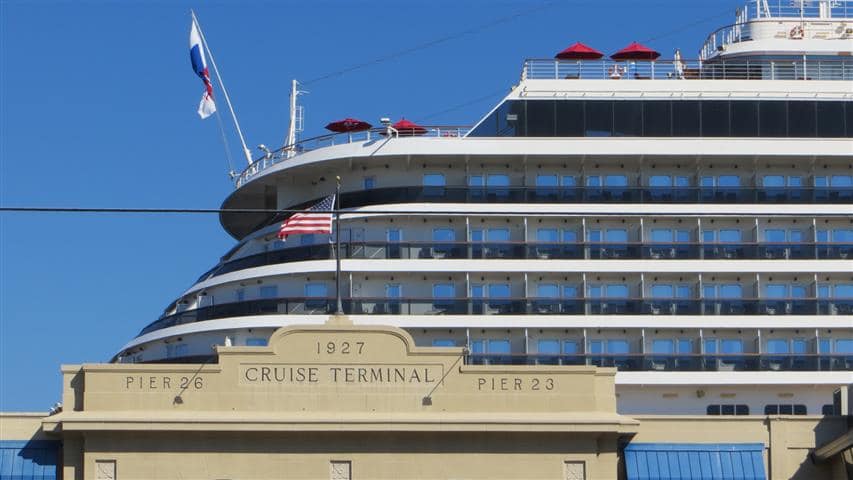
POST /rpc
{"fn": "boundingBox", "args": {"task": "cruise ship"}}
[116,0,853,417]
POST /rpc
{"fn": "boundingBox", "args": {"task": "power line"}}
[0,207,842,218]
[302,1,557,86]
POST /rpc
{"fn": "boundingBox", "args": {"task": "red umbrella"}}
[610,41,660,61]
[392,118,427,136]
[555,42,603,60]
[325,118,372,133]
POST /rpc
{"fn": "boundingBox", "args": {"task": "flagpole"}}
[191,10,253,166]
[334,176,343,315]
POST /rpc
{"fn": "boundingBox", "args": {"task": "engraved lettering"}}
[260,367,271,382]
[125,376,134,389]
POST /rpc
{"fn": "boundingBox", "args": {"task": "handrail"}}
[235,125,472,188]
[521,57,853,81]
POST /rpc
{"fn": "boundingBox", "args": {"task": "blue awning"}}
[625,443,766,480]
[0,440,59,480]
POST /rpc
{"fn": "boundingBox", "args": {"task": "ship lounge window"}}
[537,339,560,354]
[706,404,749,416]
[423,173,445,186]
[246,338,268,347]
[363,176,375,190]
[432,339,456,347]
[304,283,327,297]
[260,285,278,299]
[764,404,807,415]
[468,100,852,138]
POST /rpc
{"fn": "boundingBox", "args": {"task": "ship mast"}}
[284,79,304,159]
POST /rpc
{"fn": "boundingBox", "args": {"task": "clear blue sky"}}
[0,0,742,410]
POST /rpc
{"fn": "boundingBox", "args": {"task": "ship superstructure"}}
[116,0,853,416]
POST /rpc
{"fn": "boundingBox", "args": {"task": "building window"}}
[95,460,117,480]
[246,338,268,347]
[764,404,807,415]
[363,176,375,190]
[564,460,586,480]
[706,404,749,415]
[330,460,351,480]
[821,404,836,415]
[432,339,456,347]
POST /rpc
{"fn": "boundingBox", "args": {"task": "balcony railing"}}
[304,185,853,211]
[521,58,853,81]
[465,353,853,372]
[140,297,853,336]
[235,126,471,188]
[198,241,853,282]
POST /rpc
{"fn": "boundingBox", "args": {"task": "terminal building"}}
[2,1,852,478]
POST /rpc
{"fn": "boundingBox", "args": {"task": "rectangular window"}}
[486,174,510,187]
[652,339,675,354]
[702,100,730,136]
[586,175,601,187]
[650,229,673,242]
[489,339,512,354]
[536,174,559,187]
[766,339,789,354]
[526,100,555,136]
[585,101,613,137]
[468,174,484,187]
[672,101,700,136]
[423,173,445,186]
[260,285,278,299]
[651,284,674,298]
[363,176,376,189]
[385,284,401,298]
[613,101,643,136]
[537,283,559,298]
[763,175,785,188]
[246,338,268,346]
[719,284,743,298]
[555,100,584,136]
[643,101,671,136]
[649,175,672,187]
[563,230,578,242]
[387,229,401,242]
[235,288,245,302]
[487,228,510,242]
[606,339,630,354]
[605,229,628,243]
[562,285,579,298]
[730,101,758,137]
[538,339,560,354]
[604,175,628,187]
[719,229,742,242]
[721,339,744,354]
[432,228,455,242]
[759,101,787,137]
[432,283,455,298]
[488,284,510,298]
[718,175,740,187]
[563,340,579,354]
[537,228,559,242]
[562,175,577,187]
[605,284,628,298]
[432,339,456,347]
[788,101,816,137]
[304,283,327,297]
[766,284,788,298]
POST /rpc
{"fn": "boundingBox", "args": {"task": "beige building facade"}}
[1,320,851,479]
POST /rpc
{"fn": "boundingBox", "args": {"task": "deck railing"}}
[465,353,853,372]
[140,297,853,336]
[235,125,470,188]
[196,241,853,283]
[521,58,853,82]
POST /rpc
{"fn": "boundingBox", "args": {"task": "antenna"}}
[284,79,307,159]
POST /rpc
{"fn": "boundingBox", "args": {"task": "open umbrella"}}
[610,41,661,61]
[393,118,427,136]
[555,42,604,60]
[325,118,372,133]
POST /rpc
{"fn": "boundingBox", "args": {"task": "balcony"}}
[197,241,852,282]
[140,297,853,336]
[467,353,853,372]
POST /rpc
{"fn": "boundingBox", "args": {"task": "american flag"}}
[277,195,335,240]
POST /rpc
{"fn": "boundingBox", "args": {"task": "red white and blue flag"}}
[189,20,216,119]
[278,195,336,240]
